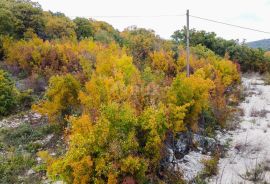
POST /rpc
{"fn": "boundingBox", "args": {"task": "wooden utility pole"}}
[186,9,190,77]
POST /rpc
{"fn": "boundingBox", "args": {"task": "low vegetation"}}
[192,154,219,183]
[0,115,62,183]
[263,72,270,85]
[239,160,270,183]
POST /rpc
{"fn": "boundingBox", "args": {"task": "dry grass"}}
[263,72,270,85]
[239,160,270,183]
[250,108,269,118]
[238,108,245,117]
[234,142,248,153]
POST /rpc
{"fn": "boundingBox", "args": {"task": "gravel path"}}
[211,74,270,184]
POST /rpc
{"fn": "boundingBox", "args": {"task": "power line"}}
[190,15,270,35]
[68,13,270,35]
[69,14,186,18]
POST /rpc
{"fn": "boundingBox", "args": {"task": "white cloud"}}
[35,0,270,41]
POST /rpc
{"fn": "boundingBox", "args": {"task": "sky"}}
[35,0,270,42]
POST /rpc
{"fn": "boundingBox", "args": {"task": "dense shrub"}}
[0,69,18,116]
[43,12,76,40]
[73,17,94,40]
[2,37,98,81]
[0,0,44,39]
[34,42,240,183]
[177,45,240,126]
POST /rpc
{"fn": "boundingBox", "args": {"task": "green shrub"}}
[201,110,218,138]
[0,69,18,116]
[193,176,207,184]
[201,154,219,177]
[18,89,35,109]
[26,142,42,153]
[192,154,219,183]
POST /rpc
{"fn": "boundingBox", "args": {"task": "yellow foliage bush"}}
[32,40,240,183]
[32,74,81,123]
[168,73,215,131]
[150,50,176,75]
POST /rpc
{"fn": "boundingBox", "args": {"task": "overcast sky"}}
[36,0,270,42]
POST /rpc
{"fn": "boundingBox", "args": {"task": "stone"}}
[33,113,41,119]
[174,132,192,159]
[37,157,42,163]
[193,134,217,154]
[53,181,65,184]
[167,148,174,163]
[176,151,211,181]
[27,169,35,175]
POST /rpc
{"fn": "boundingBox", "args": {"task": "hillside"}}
[1,0,270,184]
[247,39,270,50]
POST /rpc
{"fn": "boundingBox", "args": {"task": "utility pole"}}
[186,9,190,77]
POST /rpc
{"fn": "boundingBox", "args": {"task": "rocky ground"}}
[164,73,270,183]
[163,131,217,181]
